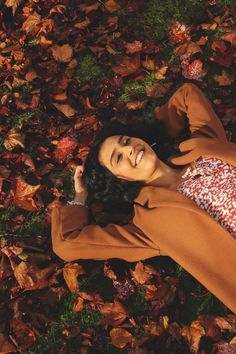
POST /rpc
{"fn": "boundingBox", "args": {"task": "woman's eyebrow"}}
[110,135,124,166]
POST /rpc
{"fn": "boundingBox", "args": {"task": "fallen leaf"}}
[112,54,140,77]
[126,100,148,110]
[110,328,134,349]
[5,0,23,16]
[125,40,142,54]
[22,12,41,34]
[63,263,85,294]
[130,262,155,285]
[182,60,207,81]
[146,82,172,98]
[14,178,40,211]
[155,66,168,80]
[0,332,17,352]
[53,102,76,117]
[4,128,25,151]
[51,44,73,63]
[196,36,208,45]
[104,0,121,13]
[175,41,202,60]
[54,136,78,163]
[104,261,117,280]
[79,2,101,13]
[221,30,236,45]
[100,301,128,326]
[214,70,234,86]
[73,296,84,312]
[10,318,37,352]
[182,321,205,353]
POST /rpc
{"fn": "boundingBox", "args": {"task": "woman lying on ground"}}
[51,83,236,314]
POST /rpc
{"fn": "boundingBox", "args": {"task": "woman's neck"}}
[145,160,189,190]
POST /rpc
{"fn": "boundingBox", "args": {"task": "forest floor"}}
[0,0,236,353]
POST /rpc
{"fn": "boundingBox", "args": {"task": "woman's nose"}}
[120,145,134,157]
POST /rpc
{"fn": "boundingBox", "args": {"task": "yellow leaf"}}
[51,44,73,63]
[63,263,85,294]
[155,66,168,80]
[22,12,41,34]
[4,128,25,151]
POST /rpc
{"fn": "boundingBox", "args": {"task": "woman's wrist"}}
[72,191,88,205]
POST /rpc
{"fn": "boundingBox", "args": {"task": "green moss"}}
[8,110,38,129]
[25,293,103,354]
[75,53,111,85]
[0,203,18,235]
[19,209,47,236]
[57,169,75,201]
[120,73,156,103]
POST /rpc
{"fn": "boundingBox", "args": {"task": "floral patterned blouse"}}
[177,157,236,237]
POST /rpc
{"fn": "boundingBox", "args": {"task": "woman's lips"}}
[135,149,144,166]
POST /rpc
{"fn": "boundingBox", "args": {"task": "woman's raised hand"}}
[73,165,88,204]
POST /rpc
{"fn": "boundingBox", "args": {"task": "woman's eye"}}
[117,154,122,163]
[124,138,130,145]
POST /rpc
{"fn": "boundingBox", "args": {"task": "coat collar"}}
[134,185,198,209]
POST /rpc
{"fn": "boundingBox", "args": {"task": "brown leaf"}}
[125,41,142,54]
[0,333,17,353]
[51,44,73,63]
[63,263,85,294]
[14,178,40,211]
[73,296,84,312]
[5,0,23,16]
[10,318,37,352]
[22,12,41,34]
[126,100,148,110]
[221,30,236,45]
[211,40,227,52]
[112,54,140,77]
[214,70,234,86]
[100,301,128,326]
[146,82,172,99]
[53,102,76,117]
[182,321,205,353]
[130,262,155,285]
[54,136,78,163]
[104,0,121,13]
[110,328,134,349]
[79,2,101,13]
[104,262,117,280]
[175,41,202,59]
[4,128,25,151]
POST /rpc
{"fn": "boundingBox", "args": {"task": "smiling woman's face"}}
[98,135,160,182]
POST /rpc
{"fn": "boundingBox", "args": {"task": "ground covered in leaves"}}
[0,0,236,353]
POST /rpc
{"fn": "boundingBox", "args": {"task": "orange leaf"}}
[22,12,41,34]
[214,70,234,86]
[54,136,78,163]
[53,102,76,117]
[51,44,73,63]
[14,178,40,211]
[126,100,148,110]
[146,82,172,99]
[79,2,101,13]
[125,40,142,54]
[73,296,84,312]
[112,54,140,77]
[211,40,227,52]
[110,328,134,349]
[10,318,37,352]
[104,261,117,280]
[221,30,236,45]
[104,0,121,13]
[155,66,168,80]
[144,284,158,300]
[196,36,208,45]
[63,263,85,294]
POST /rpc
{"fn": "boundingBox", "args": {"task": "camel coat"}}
[51,84,236,313]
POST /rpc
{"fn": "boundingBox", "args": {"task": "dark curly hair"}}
[82,120,190,213]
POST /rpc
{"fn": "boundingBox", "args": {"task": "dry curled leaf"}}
[182,321,205,353]
[63,263,85,294]
[4,128,25,151]
[100,301,128,326]
[104,0,121,13]
[214,70,234,86]
[5,0,23,16]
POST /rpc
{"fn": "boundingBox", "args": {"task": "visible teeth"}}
[136,150,144,166]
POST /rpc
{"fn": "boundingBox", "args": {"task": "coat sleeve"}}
[133,202,236,314]
[170,138,236,166]
[154,83,226,140]
[51,204,164,262]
